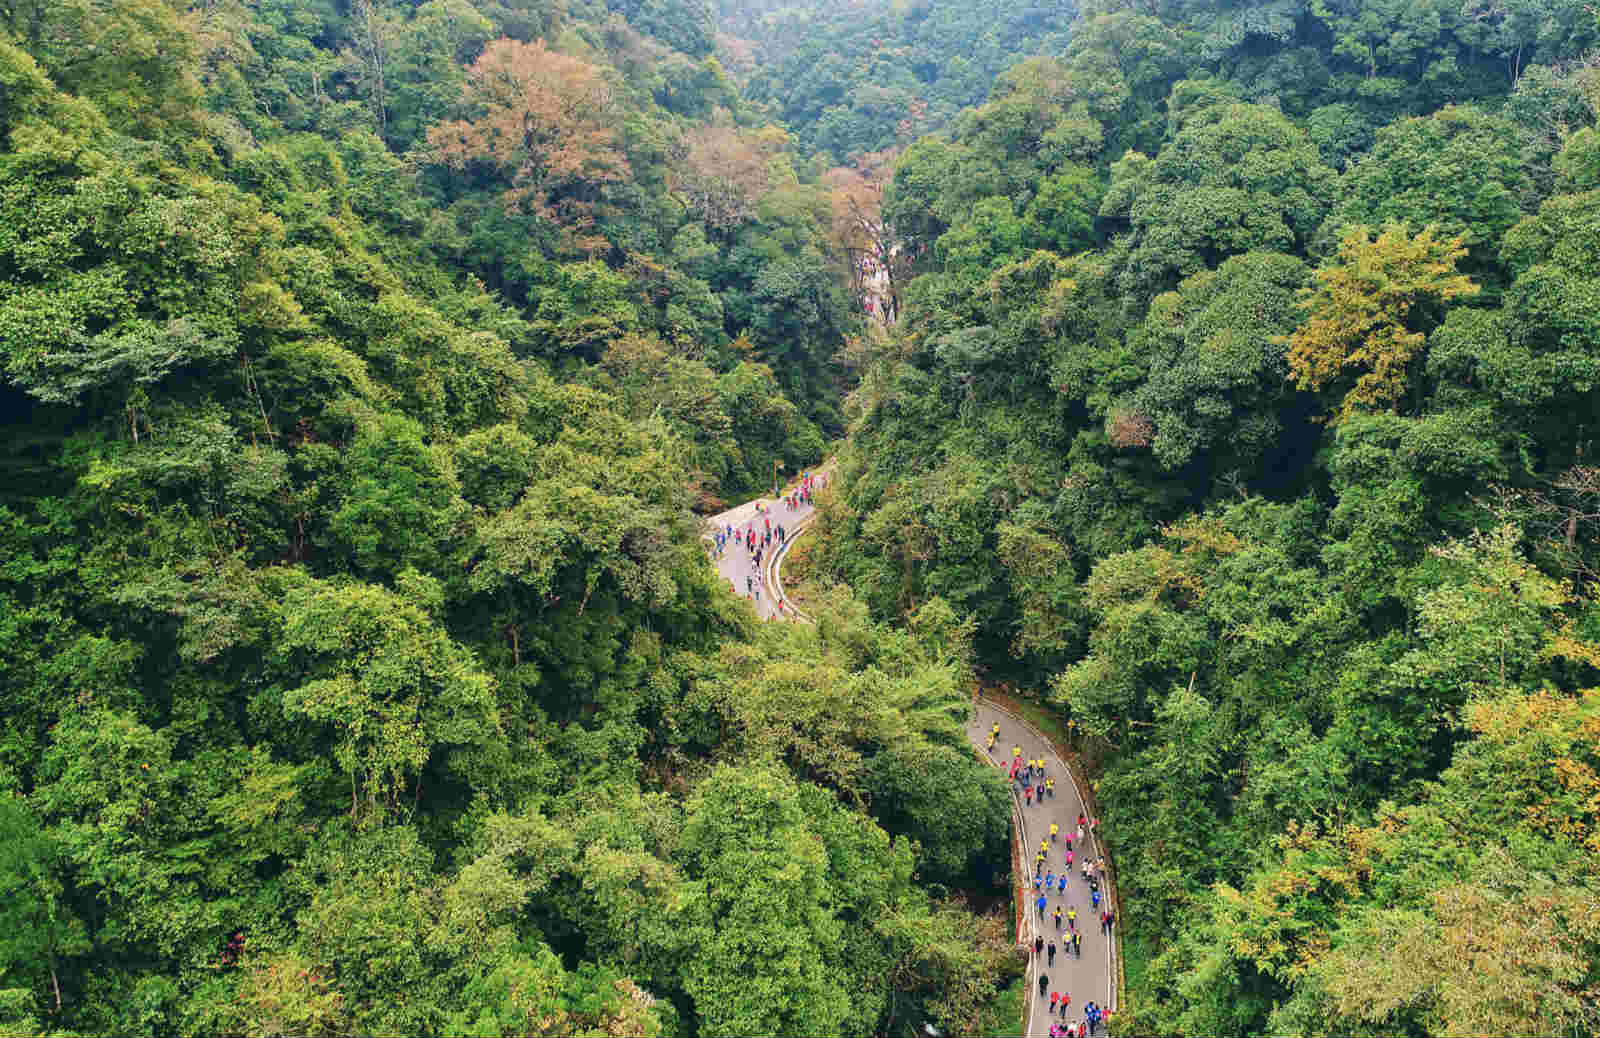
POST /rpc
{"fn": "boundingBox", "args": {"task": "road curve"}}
[967,699,1118,1037]
[702,475,820,619]
[768,506,817,621]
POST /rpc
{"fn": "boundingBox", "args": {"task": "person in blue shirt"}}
[1036,893,1047,917]
[1056,874,1067,895]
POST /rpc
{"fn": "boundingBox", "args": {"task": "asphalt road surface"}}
[967,699,1118,1037]
[703,480,818,619]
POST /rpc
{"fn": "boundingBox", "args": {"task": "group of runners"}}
[712,471,828,615]
[986,721,1116,1038]
[719,505,790,611]
[783,470,825,510]
[1046,1001,1106,1037]
[713,507,786,568]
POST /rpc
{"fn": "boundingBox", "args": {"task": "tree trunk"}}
[354,0,388,136]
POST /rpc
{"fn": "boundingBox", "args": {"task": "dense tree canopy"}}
[9,0,1600,1034]
[0,2,1034,1036]
[805,0,1600,1033]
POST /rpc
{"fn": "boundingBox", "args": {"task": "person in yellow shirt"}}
[1066,907,1077,931]
[1050,822,1059,842]
[1045,778,1054,797]
[1013,746,1022,760]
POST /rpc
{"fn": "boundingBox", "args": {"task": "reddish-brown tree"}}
[822,149,909,323]
[671,124,783,232]
[427,38,628,250]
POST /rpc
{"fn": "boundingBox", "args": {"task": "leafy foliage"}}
[0,2,1022,1036]
[803,1,1600,1034]
[1286,223,1479,419]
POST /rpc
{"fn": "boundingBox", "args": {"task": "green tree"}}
[1103,93,1334,296]
[1287,223,1478,419]
[677,763,854,1036]
[277,580,501,818]
[1323,105,1532,282]
[0,797,87,1015]
[1113,250,1310,476]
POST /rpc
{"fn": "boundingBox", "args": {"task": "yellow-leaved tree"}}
[1285,224,1478,420]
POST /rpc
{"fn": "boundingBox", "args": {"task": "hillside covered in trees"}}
[5,0,1600,1035]
[810,0,1600,1032]
[0,1,1035,1035]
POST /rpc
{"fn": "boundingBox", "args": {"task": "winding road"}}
[702,481,1119,1035]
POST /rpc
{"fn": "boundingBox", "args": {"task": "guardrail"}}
[767,510,818,623]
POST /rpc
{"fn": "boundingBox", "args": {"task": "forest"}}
[808,0,1600,1032]
[1,0,1599,1034]
[0,0,1022,1035]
